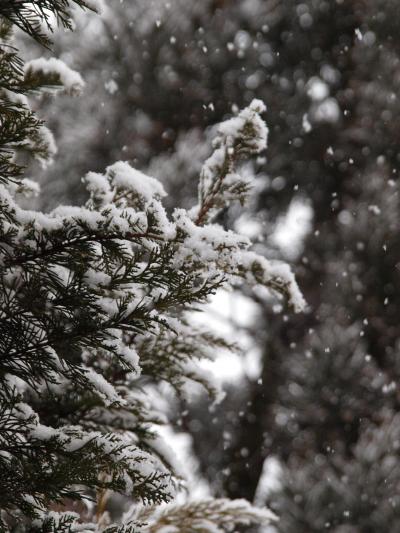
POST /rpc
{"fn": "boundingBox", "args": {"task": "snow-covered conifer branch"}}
[195,99,268,225]
[0,1,305,530]
[24,58,85,95]
[117,498,277,532]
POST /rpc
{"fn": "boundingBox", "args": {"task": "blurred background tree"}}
[23,0,400,530]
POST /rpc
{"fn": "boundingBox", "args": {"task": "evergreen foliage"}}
[19,0,400,530]
[0,2,303,530]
